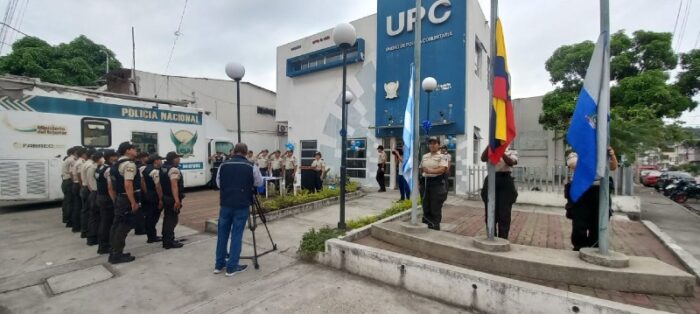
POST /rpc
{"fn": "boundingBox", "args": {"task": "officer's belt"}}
[118,189,141,195]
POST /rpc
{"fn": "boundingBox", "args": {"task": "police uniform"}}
[85,160,100,246]
[376,150,387,192]
[283,153,297,193]
[161,157,185,249]
[480,149,519,239]
[110,155,140,263]
[270,155,282,192]
[61,155,76,226]
[142,159,163,243]
[419,151,449,230]
[96,162,114,254]
[256,155,269,177]
[133,161,147,235]
[310,158,325,192]
[70,157,85,233]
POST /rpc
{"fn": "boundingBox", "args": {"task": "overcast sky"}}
[6,0,700,123]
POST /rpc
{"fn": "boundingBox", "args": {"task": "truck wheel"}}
[675,194,688,204]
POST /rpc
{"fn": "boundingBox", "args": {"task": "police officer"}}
[419,137,449,230]
[256,149,270,177]
[96,149,117,255]
[71,147,87,233]
[214,142,263,275]
[109,142,139,264]
[310,152,325,192]
[270,150,283,193]
[61,147,77,228]
[85,151,102,246]
[282,149,297,194]
[376,145,387,192]
[209,151,225,189]
[79,149,97,238]
[133,151,149,235]
[142,153,164,243]
[161,151,185,249]
[480,146,519,239]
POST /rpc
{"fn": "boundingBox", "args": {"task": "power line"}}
[164,0,188,74]
[676,0,693,52]
[694,31,700,49]
[0,21,27,36]
[672,0,683,41]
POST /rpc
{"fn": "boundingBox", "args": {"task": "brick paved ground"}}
[179,188,220,232]
[357,203,700,313]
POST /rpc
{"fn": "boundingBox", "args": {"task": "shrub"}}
[297,227,345,258]
[261,181,359,211]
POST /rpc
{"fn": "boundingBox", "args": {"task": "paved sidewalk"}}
[358,198,700,313]
[639,186,700,262]
[1,190,472,313]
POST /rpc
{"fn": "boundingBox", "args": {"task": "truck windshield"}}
[215,141,234,154]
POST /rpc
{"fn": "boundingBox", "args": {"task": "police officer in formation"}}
[256,149,270,177]
[269,150,283,192]
[96,149,118,255]
[142,153,165,243]
[61,147,77,228]
[85,151,102,246]
[283,149,297,194]
[133,151,150,235]
[71,147,87,233]
[161,152,185,249]
[419,137,449,230]
[109,142,140,264]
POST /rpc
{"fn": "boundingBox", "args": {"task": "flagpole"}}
[597,0,611,255]
[410,0,422,225]
[486,0,498,240]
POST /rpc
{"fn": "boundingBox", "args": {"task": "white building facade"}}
[276,0,491,193]
[132,70,283,153]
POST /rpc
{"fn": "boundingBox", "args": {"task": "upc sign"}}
[375,0,466,138]
[386,0,452,36]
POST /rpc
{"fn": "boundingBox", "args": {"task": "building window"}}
[81,118,111,148]
[300,140,318,167]
[473,127,482,165]
[257,106,276,117]
[347,138,367,178]
[286,38,366,78]
[215,141,234,155]
[474,37,484,78]
[131,131,158,154]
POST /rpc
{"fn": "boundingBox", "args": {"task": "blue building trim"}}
[286,38,365,78]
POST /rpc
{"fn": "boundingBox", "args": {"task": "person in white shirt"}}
[61,147,78,228]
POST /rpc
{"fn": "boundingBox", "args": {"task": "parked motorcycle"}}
[672,183,700,204]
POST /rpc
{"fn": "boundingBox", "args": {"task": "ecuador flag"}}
[488,18,516,165]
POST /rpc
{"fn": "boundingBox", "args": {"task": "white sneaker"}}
[213,268,223,274]
[225,265,248,277]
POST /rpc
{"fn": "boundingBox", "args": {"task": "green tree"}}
[0,35,122,86]
[539,30,699,161]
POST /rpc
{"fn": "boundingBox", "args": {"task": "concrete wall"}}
[135,70,283,152]
[512,96,565,169]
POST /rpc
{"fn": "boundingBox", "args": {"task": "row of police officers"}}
[60,141,185,264]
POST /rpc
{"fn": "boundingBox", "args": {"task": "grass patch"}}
[297,199,414,256]
[261,181,359,211]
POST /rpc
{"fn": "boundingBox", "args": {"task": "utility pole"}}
[131,26,138,96]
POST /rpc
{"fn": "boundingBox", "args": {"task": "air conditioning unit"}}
[277,124,288,134]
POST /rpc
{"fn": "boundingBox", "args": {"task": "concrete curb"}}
[315,239,666,314]
[643,219,700,283]
[340,207,417,242]
[204,191,364,233]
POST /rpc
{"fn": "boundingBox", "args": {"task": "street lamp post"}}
[333,22,357,230]
[225,62,246,143]
[422,77,437,134]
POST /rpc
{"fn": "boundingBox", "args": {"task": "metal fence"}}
[465,165,633,200]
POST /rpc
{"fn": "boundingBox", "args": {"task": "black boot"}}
[147,236,162,243]
[97,246,110,255]
[86,238,98,246]
[109,253,135,264]
[163,240,183,249]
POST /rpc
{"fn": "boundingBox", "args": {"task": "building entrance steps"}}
[371,221,695,296]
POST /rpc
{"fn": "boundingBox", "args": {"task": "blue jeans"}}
[398,175,411,200]
[215,206,250,272]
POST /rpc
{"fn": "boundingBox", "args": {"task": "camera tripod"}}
[240,195,277,269]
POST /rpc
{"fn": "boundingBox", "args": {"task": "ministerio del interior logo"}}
[170,129,198,158]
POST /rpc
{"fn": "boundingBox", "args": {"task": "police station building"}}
[276,0,491,194]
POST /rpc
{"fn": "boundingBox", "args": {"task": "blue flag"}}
[567,33,609,202]
[402,64,415,190]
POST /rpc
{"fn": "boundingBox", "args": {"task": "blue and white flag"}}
[402,64,415,190]
[566,33,610,202]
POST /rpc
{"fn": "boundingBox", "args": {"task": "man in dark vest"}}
[161,151,185,249]
[142,153,164,243]
[214,142,262,276]
[96,149,118,255]
[109,142,139,264]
